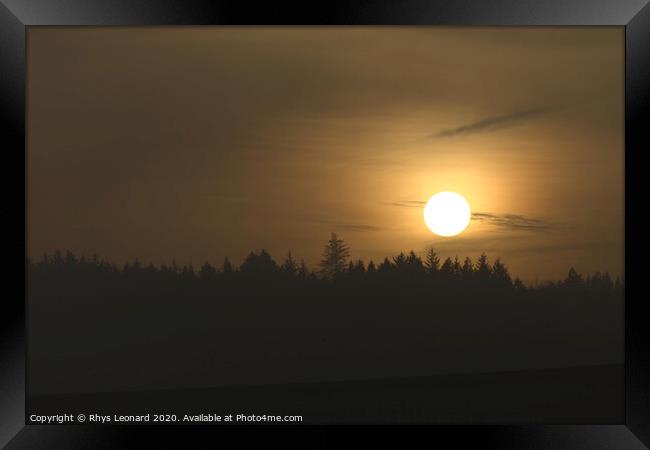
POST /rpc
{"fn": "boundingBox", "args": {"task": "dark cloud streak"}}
[308,217,384,232]
[383,200,426,208]
[431,106,558,138]
[471,212,550,230]
[385,201,549,231]
[336,224,383,232]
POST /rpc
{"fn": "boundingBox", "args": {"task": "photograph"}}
[26,26,625,424]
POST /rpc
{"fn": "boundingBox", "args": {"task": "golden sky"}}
[27,27,624,282]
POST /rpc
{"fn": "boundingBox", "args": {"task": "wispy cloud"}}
[431,106,558,138]
[336,224,383,232]
[308,217,384,233]
[383,200,426,208]
[472,212,550,230]
[385,200,550,231]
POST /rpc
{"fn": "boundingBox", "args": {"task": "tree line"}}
[28,233,623,398]
[28,233,622,292]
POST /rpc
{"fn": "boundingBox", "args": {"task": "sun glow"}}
[423,191,471,237]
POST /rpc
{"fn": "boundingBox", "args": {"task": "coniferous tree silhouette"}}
[564,267,583,286]
[378,257,392,275]
[281,252,298,277]
[452,256,462,277]
[406,251,425,274]
[475,253,491,280]
[353,259,366,276]
[513,276,526,291]
[461,257,474,280]
[222,256,234,275]
[240,250,277,277]
[491,258,512,287]
[392,252,407,271]
[199,262,217,281]
[440,257,454,278]
[297,259,309,279]
[319,233,350,280]
[424,248,440,275]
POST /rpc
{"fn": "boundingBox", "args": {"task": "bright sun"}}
[423,191,471,237]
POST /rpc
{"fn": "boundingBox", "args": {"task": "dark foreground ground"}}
[29,364,623,424]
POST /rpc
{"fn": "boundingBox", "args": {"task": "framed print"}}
[2,0,649,448]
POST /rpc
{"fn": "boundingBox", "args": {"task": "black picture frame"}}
[3,0,648,448]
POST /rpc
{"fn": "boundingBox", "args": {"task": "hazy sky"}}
[27,27,624,282]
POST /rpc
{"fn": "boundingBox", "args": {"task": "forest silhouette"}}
[28,233,623,395]
[29,232,620,290]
